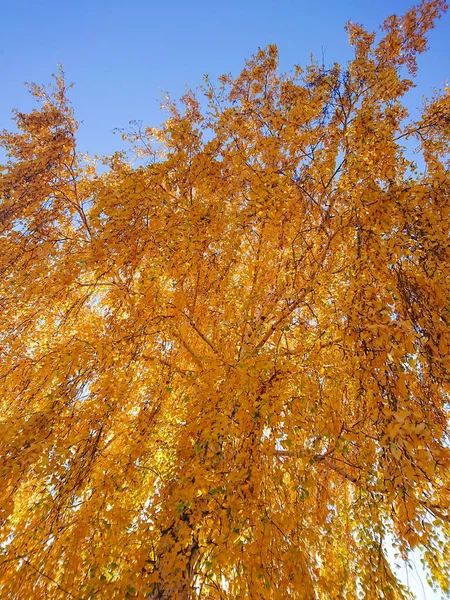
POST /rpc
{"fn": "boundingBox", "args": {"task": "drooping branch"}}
[273,449,360,484]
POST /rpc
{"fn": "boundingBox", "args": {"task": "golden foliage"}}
[1,2,450,598]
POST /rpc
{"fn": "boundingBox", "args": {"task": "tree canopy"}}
[1,1,450,598]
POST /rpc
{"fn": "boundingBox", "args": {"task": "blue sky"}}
[1,0,449,158]
[1,1,449,597]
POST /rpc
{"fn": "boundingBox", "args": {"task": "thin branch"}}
[181,311,219,356]
[16,554,75,598]
[273,449,359,484]
[418,501,450,524]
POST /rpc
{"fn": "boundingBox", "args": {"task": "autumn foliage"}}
[1,1,450,598]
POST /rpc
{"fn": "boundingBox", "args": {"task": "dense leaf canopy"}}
[1,1,450,598]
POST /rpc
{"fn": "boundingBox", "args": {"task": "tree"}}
[1,1,449,598]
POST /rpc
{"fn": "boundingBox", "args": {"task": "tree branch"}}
[273,449,360,484]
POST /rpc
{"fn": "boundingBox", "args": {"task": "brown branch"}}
[273,449,359,484]
[419,501,450,524]
[320,458,360,484]
[273,451,450,522]
[178,333,204,367]
[393,121,437,142]
[16,554,75,597]
[181,311,219,356]
[254,286,313,351]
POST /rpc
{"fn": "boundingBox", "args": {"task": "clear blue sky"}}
[1,1,449,598]
[1,0,449,158]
